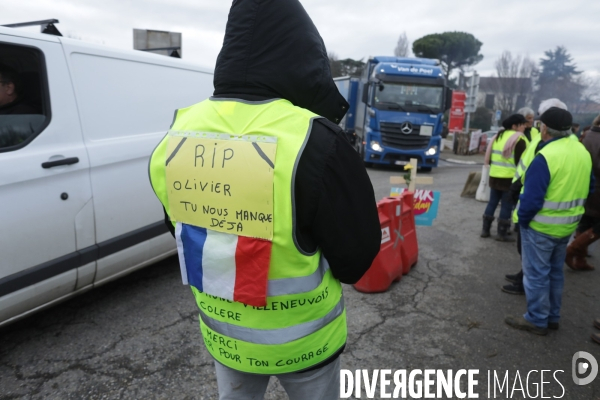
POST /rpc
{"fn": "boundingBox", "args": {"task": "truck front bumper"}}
[365,136,441,168]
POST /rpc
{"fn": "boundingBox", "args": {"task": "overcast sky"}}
[3,0,599,78]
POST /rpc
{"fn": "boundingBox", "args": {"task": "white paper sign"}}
[469,129,483,152]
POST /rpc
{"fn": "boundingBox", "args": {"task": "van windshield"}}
[374,83,443,113]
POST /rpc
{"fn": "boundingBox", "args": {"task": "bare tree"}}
[570,74,600,114]
[394,32,410,58]
[490,51,537,114]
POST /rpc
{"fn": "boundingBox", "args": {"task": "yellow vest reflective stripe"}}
[512,135,580,223]
[528,137,591,237]
[199,296,345,345]
[490,130,519,178]
[149,98,346,374]
[541,198,587,210]
[266,256,330,296]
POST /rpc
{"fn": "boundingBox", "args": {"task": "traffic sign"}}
[464,73,480,113]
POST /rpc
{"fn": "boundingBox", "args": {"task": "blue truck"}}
[335,56,452,170]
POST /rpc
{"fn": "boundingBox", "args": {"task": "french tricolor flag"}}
[175,223,272,307]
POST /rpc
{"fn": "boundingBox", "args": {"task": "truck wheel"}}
[420,167,432,173]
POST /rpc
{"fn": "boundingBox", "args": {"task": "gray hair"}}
[538,98,567,115]
[545,126,571,138]
[517,107,535,118]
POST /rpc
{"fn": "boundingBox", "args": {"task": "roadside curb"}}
[441,158,484,166]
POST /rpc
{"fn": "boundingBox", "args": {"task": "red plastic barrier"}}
[398,191,418,274]
[353,192,418,293]
[353,197,402,293]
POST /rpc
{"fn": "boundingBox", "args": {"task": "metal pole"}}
[465,112,471,132]
[464,74,474,133]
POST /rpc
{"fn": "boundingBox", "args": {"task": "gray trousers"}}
[214,357,340,400]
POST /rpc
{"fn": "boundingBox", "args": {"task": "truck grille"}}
[379,122,430,150]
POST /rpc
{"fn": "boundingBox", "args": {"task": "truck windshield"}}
[374,83,443,113]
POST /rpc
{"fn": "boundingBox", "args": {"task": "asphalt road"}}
[1,161,599,399]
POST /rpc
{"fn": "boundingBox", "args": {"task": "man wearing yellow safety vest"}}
[505,107,594,336]
[148,0,381,398]
[501,104,555,295]
[482,114,528,241]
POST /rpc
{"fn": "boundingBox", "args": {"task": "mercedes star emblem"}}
[400,122,413,134]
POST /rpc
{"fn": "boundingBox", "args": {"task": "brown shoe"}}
[594,319,600,330]
[592,332,600,344]
[565,229,597,271]
[505,315,548,336]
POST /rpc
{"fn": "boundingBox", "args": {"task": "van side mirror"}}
[362,83,370,106]
[444,88,453,111]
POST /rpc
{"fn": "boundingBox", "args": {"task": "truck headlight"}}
[425,146,437,156]
[370,141,383,152]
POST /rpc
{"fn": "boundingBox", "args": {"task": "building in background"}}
[133,29,181,58]
[476,76,533,114]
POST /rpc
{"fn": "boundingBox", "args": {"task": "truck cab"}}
[354,56,452,170]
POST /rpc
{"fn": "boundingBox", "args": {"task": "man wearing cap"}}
[505,107,593,335]
[502,100,568,295]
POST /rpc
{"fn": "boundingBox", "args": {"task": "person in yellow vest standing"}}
[148,0,381,398]
[502,100,569,295]
[481,114,528,241]
[505,107,593,335]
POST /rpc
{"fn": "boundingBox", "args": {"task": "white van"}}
[0,26,214,326]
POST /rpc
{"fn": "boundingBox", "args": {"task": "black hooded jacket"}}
[164,0,381,286]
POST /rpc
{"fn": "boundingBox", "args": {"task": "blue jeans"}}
[520,226,570,328]
[484,188,513,220]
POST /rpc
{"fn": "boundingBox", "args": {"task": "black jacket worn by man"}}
[165,0,381,287]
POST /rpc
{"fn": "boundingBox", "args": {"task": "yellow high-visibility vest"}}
[149,98,346,374]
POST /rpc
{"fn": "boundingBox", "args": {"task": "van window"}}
[0,43,50,152]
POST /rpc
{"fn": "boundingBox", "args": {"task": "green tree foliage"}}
[538,46,581,81]
[412,32,483,80]
[533,46,583,111]
[328,52,365,78]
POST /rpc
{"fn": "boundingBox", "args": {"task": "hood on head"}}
[213,0,348,123]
